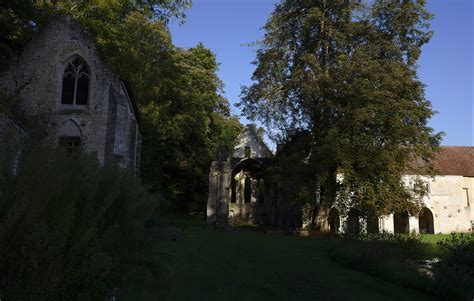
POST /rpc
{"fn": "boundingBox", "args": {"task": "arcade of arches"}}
[419,207,435,234]
[326,207,435,234]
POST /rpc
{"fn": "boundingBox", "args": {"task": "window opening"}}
[244,146,251,158]
[244,176,251,203]
[59,137,81,156]
[61,58,90,105]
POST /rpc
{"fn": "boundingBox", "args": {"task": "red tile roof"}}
[432,146,474,177]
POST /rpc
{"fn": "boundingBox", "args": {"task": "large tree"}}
[1,0,243,212]
[239,0,441,228]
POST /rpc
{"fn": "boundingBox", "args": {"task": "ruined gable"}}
[0,16,141,173]
[233,124,273,159]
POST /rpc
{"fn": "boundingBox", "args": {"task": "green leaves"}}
[138,43,242,211]
[0,135,155,300]
[240,0,441,218]
[34,1,239,211]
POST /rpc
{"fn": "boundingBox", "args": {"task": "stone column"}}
[409,215,419,233]
[206,161,219,223]
[206,159,231,224]
[216,160,231,224]
[380,214,394,233]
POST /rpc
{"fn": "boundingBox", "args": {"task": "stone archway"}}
[394,211,409,234]
[347,209,360,234]
[229,158,265,224]
[366,213,379,234]
[328,208,340,234]
[418,207,434,234]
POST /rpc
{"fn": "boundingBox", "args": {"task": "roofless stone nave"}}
[207,125,474,234]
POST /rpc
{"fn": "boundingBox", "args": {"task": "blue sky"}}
[170,0,473,146]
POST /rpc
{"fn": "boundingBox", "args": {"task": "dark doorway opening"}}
[418,207,434,234]
[394,211,410,234]
[347,209,360,234]
[366,213,379,234]
[328,208,340,234]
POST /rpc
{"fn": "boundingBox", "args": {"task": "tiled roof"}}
[431,146,474,177]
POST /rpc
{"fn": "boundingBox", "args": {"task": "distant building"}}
[208,126,473,233]
[329,147,474,234]
[0,16,141,172]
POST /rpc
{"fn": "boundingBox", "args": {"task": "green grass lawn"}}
[120,216,437,301]
[420,233,451,245]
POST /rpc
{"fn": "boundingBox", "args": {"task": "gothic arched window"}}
[244,176,252,203]
[61,57,90,105]
[231,178,237,203]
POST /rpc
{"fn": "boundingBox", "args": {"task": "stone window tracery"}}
[61,58,90,105]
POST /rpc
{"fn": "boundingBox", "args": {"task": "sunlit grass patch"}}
[420,234,451,244]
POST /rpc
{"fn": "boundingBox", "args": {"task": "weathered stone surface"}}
[0,16,141,172]
[207,124,305,228]
[207,160,232,224]
[0,113,27,174]
[233,124,273,159]
[330,172,474,234]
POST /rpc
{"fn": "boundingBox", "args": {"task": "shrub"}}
[341,232,425,259]
[329,232,474,300]
[437,233,474,272]
[432,233,474,300]
[431,263,474,301]
[0,136,156,300]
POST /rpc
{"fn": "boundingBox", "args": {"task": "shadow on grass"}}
[119,216,440,301]
[327,233,474,301]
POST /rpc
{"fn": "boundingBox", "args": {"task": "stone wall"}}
[403,175,473,233]
[0,16,141,172]
[233,124,273,159]
[0,114,27,174]
[228,170,264,224]
[332,174,473,234]
[207,159,231,224]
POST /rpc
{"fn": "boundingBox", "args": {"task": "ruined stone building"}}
[207,126,473,234]
[0,16,141,172]
[207,124,277,225]
[207,124,304,228]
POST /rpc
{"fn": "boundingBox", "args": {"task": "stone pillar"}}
[206,159,231,224]
[340,214,348,233]
[380,214,394,233]
[207,161,219,223]
[217,159,231,223]
[409,215,419,233]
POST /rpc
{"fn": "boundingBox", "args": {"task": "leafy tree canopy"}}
[0,0,243,212]
[239,0,442,222]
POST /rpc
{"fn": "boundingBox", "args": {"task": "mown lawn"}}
[421,233,451,245]
[120,216,437,301]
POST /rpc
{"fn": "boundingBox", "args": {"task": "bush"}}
[431,263,474,301]
[328,232,426,285]
[329,232,474,300]
[340,232,425,259]
[437,233,474,272]
[432,233,474,300]
[0,136,156,300]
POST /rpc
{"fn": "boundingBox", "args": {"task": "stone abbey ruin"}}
[207,125,473,234]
